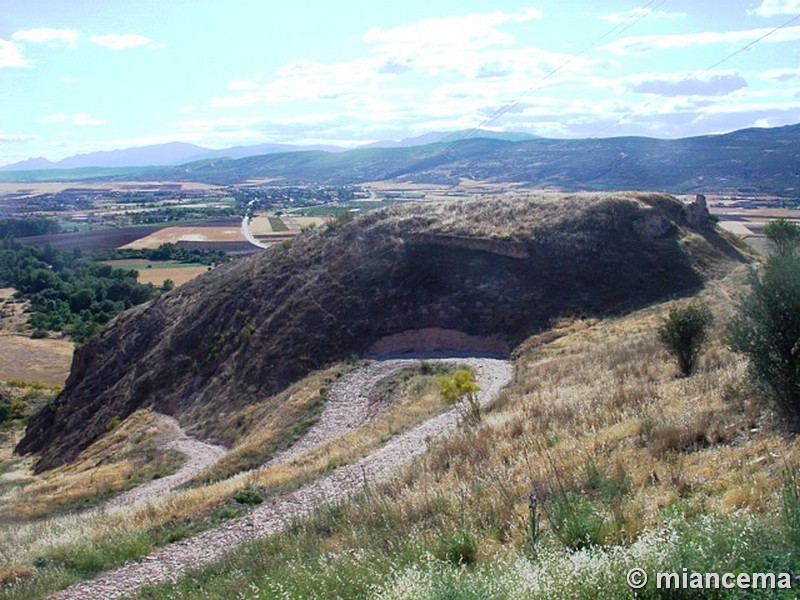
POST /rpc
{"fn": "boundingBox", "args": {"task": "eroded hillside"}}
[17,192,748,471]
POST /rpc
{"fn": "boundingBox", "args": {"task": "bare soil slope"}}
[17,192,747,471]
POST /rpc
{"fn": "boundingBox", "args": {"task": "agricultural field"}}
[0,288,73,386]
[707,196,800,255]
[121,225,246,249]
[102,259,211,287]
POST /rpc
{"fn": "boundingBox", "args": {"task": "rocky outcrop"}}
[17,193,747,471]
[684,194,711,229]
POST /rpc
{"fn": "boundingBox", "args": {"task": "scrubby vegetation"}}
[122,270,800,600]
[6,193,792,599]
[3,263,799,600]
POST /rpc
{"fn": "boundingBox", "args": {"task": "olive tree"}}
[728,220,800,427]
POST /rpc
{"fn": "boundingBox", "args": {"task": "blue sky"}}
[1,0,799,165]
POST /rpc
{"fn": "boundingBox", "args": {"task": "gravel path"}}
[262,360,416,467]
[100,416,227,512]
[47,357,513,600]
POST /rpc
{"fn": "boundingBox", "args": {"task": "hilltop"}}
[17,192,748,472]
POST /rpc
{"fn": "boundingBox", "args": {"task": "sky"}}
[1,0,799,166]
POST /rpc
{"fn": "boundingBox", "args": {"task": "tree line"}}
[96,243,229,265]
[0,218,60,238]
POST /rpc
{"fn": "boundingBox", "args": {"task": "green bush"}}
[657,303,713,377]
[0,403,11,423]
[544,491,607,550]
[234,486,264,505]
[437,530,478,566]
[728,222,800,427]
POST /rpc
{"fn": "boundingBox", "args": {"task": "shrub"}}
[0,403,11,423]
[234,486,264,505]
[657,303,713,377]
[544,491,607,550]
[764,218,800,255]
[437,530,478,566]
[439,368,481,425]
[727,235,800,427]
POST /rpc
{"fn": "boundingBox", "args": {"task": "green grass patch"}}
[267,216,289,231]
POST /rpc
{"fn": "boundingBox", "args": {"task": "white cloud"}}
[0,132,34,143]
[364,8,543,76]
[0,39,31,67]
[12,28,79,46]
[761,67,800,82]
[41,113,105,127]
[213,57,389,107]
[626,71,748,97]
[602,25,800,55]
[91,34,164,51]
[600,8,686,24]
[754,0,800,16]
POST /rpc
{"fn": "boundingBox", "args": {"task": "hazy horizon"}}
[2,0,800,165]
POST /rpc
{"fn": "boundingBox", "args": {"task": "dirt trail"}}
[100,416,227,512]
[47,357,512,600]
[263,360,414,467]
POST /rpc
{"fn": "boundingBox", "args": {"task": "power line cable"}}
[404,0,671,178]
[456,0,670,141]
[587,12,800,138]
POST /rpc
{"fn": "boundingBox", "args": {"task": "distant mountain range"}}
[1,124,798,195]
[0,130,539,171]
[0,141,342,171]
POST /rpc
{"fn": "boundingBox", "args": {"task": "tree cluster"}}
[0,218,60,239]
[0,239,158,343]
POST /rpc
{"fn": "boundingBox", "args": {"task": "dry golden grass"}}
[2,255,790,591]
[251,365,452,492]
[193,364,348,483]
[0,289,74,385]
[0,362,459,571]
[328,264,800,552]
[0,411,184,520]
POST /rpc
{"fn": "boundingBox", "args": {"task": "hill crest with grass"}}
[17,192,749,472]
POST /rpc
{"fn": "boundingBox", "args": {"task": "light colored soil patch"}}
[120,227,246,249]
[0,334,73,386]
[281,216,327,230]
[136,266,210,286]
[249,216,274,235]
[0,288,73,385]
[102,260,211,287]
[718,221,756,236]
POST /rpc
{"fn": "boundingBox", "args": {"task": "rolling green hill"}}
[2,124,798,194]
